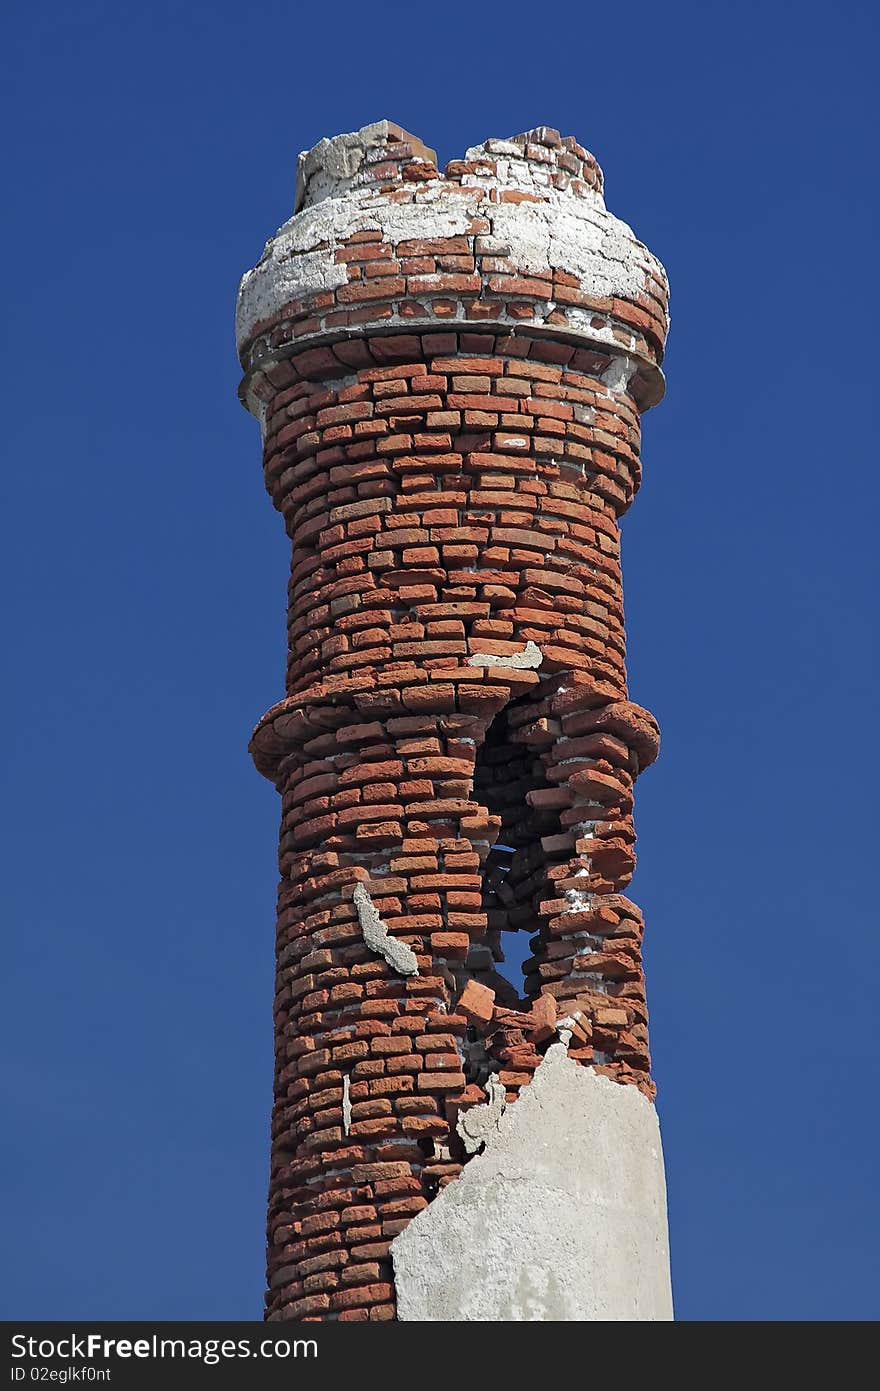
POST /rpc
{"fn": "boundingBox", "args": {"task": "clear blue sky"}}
[2,0,877,1322]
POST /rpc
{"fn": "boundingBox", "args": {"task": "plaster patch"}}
[342,1074,352,1136]
[236,198,474,349]
[456,1075,507,1155]
[556,1011,583,1047]
[391,1045,673,1321]
[601,354,638,393]
[564,887,593,912]
[467,640,543,670]
[296,121,394,211]
[352,882,419,976]
[294,121,439,213]
[489,202,648,301]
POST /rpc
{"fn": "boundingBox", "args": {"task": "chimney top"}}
[236,121,667,413]
[293,121,605,213]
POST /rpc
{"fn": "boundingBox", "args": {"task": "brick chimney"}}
[236,121,672,1322]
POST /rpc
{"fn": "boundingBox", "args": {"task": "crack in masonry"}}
[456,1075,507,1155]
[352,881,419,976]
[466,640,543,670]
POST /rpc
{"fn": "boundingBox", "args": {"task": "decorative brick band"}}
[238,124,670,1323]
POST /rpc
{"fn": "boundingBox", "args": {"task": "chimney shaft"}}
[237,123,672,1322]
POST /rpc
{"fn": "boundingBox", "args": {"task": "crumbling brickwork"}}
[237,123,670,1322]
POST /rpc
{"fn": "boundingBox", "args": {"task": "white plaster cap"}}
[236,121,669,389]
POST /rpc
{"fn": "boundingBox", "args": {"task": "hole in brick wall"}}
[498,929,532,996]
[472,698,554,1004]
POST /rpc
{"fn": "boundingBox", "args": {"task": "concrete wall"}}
[392,1043,673,1321]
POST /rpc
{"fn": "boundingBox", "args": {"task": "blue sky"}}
[2,0,877,1321]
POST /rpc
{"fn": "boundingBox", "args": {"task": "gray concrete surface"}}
[392,1043,673,1321]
